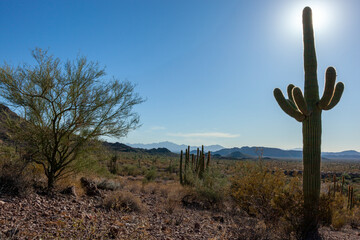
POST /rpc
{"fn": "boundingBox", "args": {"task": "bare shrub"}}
[102,191,143,212]
[163,184,184,214]
[142,182,158,195]
[0,161,33,196]
[126,181,142,194]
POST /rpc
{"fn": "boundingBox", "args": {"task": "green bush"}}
[144,167,157,183]
[185,167,228,207]
[119,164,142,177]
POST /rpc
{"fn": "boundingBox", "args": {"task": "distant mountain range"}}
[127,141,224,153]
[127,141,360,160]
[1,105,358,160]
[212,147,360,160]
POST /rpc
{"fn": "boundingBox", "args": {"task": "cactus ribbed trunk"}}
[302,7,321,228]
[302,112,321,226]
[273,7,344,235]
[179,150,183,185]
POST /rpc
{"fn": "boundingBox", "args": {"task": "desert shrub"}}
[327,192,355,230]
[102,191,143,212]
[163,184,185,214]
[349,205,360,228]
[230,162,304,237]
[231,162,287,219]
[143,167,157,183]
[317,187,360,230]
[96,178,122,191]
[0,160,34,196]
[318,193,333,225]
[119,164,143,177]
[184,167,228,208]
[329,193,349,229]
[141,182,158,194]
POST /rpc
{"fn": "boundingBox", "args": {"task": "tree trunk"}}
[47,171,55,192]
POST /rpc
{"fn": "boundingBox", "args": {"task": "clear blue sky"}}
[0,0,359,151]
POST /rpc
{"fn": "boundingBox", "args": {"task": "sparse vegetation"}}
[1,140,360,239]
[0,48,144,190]
[102,190,143,212]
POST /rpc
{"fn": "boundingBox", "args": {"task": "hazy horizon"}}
[1,0,359,152]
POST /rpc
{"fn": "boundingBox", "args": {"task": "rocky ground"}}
[1,178,360,240]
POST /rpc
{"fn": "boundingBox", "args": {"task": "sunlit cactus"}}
[273,7,344,230]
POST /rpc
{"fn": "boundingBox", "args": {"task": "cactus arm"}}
[287,84,295,102]
[318,67,336,109]
[274,88,305,122]
[292,87,310,116]
[287,84,298,110]
[322,82,344,110]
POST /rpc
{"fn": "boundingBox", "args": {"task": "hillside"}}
[0,105,175,156]
[0,104,20,143]
[103,141,176,156]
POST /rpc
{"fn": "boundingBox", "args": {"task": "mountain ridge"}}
[127,141,224,153]
[127,141,360,160]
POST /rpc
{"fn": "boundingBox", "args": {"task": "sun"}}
[286,2,335,36]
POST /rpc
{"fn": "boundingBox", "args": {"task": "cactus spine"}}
[273,7,344,229]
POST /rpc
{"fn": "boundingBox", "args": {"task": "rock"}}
[194,222,200,232]
[60,186,77,197]
[212,215,224,223]
[80,177,102,197]
[108,226,120,239]
[5,228,19,238]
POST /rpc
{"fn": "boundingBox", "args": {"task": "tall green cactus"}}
[273,7,344,229]
[179,145,211,185]
[179,150,183,185]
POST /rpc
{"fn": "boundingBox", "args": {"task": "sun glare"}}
[286,2,335,36]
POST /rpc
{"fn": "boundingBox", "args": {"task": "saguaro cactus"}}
[179,145,211,185]
[179,150,183,185]
[273,7,344,229]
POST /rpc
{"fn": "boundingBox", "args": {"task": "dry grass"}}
[102,190,144,212]
[163,184,184,214]
[56,175,87,197]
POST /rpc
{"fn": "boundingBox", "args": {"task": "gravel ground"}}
[1,182,360,240]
